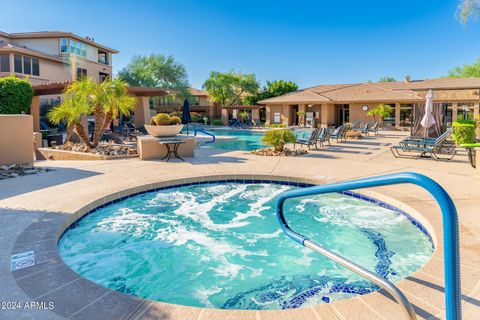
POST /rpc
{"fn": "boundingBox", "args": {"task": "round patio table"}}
[158,140,186,162]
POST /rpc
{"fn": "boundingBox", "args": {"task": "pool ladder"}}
[194,128,215,147]
[276,172,461,320]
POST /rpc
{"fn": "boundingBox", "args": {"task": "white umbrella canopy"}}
[420,89,436,137]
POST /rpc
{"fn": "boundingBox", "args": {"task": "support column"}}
[265,106,271,125]
[298,104,307,126]
[221,108,229,125]
[30,96,40,131]
[134,96,151,127]
[395,103,401,128]
[474,102,479,119]
[251,108,260,124]
[282,104,290,126]
[452,103,458,121]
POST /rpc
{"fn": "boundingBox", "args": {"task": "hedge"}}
[452,121,476,145]
[212,119,223,126]
[0,76,34,114]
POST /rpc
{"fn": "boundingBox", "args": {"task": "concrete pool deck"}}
[0,131,479,319]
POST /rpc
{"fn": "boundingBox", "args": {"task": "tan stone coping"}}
[36,148,139,161]
[11,174,480,320]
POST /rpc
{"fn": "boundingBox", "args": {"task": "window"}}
[0,54,9,72]
[14,54,22,73]
[80,43,86,57]
[23,56,31,75]
[12,54,40,76]
[98,50,108,64]
[32,58,39,76]
[77,68,87,79]
[60,38,69,53]
[399,105,412,127]
[99,72,109,82]
[68,39,87,57]
[274,112,281,123]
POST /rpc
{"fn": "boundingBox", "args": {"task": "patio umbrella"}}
[420,89,436,138]
[182,99,191,135]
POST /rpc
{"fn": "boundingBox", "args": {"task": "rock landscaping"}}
[251,148,308,157]
[0,164,51,180]
[52,142,138,156]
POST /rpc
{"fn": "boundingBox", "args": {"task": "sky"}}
[1,0,479,89]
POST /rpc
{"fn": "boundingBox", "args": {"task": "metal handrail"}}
[276,172,461,320]
[194,128,216,144]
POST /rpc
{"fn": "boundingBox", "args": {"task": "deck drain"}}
[11,251,35,271]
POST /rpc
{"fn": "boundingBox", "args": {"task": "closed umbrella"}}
[420,89,436,138]
[182,99,191,135]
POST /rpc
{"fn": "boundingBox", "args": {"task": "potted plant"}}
[144,113,184,137]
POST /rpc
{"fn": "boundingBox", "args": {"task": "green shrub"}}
[452,121,476,145]
[152,113,171,125]
[170,116,182,124]
[212,119,223,126]
[268,123,286,128]
[261,129,296,152]
[0,76,33,114]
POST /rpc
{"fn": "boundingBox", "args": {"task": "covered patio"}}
[220,105,266,125]
[30,81,170,131]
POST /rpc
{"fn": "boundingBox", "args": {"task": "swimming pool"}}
[195,129,266,151]
[58,181,433,310]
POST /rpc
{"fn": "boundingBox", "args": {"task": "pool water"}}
[195,129,266,151]
[58,182,433,310]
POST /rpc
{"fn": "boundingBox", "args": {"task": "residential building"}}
[258,78,480,128]
[157,87,220,120]
[0,31,117,84]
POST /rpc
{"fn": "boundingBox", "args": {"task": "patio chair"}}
[390,129,456,160]
[353,122,372,137]
[351,120,362,130]
[330,125,345,142]
[400,127,454,147]
[317,128,330,147]
[294,128,321,150]
[369,122,379,135]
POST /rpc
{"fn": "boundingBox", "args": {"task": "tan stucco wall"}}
[350,103,375,123]
[137,136,195,160]
[320,104,335,127]
[11,38,59,56]
[0,115,34,166]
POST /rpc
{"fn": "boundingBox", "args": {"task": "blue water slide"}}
[276,172,461,320]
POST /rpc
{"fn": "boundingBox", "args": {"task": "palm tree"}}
[48,90,92,147]
[99,78,136,133]
[367,104,393,126]
[47,77,137,148]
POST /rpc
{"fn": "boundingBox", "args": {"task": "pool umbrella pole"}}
[182,98,191,135]
[420,89,436,156]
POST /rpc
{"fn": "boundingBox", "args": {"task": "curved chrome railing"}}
[276,172,461,320]
[194,128,216,145]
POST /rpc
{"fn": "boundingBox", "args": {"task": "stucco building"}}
[0,31,117,84]
[259,78,480,128]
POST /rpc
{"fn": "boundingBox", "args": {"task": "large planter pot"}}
[144,124,184,137]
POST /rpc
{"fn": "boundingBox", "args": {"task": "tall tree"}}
[458,0,480,23]
[118,54,190,98]
[203,71,259,106]
[243,80,298,105]
[447,57,480,77]
[378,76,397,83]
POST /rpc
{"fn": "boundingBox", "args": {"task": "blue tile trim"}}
[62,179,433,248]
